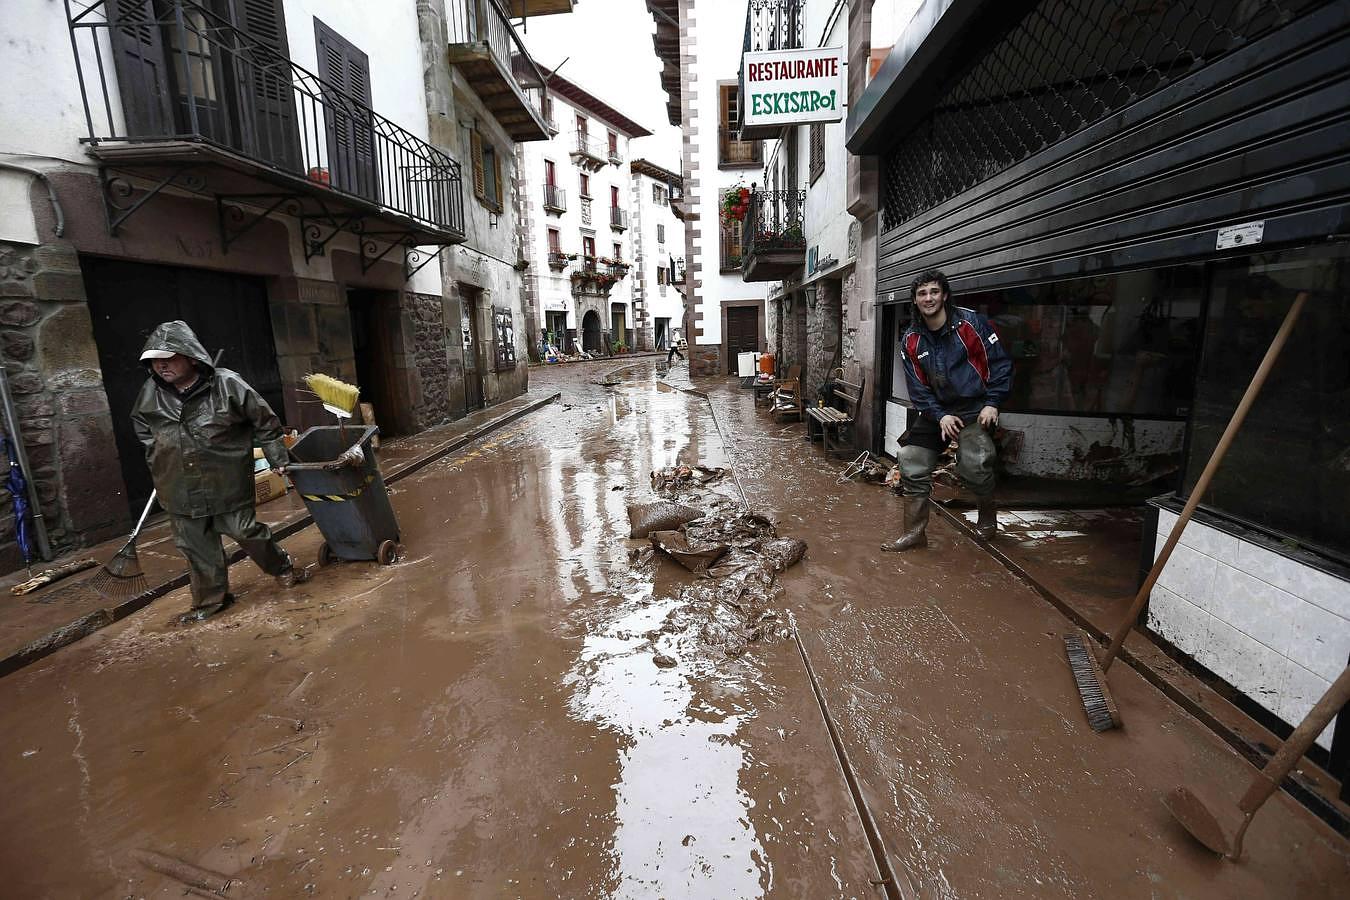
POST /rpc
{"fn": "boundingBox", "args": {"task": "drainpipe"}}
[0,160,66,237]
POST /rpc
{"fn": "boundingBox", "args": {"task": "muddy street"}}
[0,360,1345,898]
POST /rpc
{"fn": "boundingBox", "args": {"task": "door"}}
[460,288,484,411]
[655,317,669,349]
[725,305,759,373]
[581,310,602,353]
[348,289,416,436]
[610,303,626,350]
[82,257,284,517]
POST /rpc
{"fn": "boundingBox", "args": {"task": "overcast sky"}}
[518,0,683,172]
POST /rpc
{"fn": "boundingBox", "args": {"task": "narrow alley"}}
[0,361,1344,898]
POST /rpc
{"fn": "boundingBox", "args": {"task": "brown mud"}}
[0,360,1344,897]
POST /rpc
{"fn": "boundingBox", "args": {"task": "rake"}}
[1065,291,1308,732]
[89,490,157,601]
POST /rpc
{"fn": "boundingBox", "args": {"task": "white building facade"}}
[518,72,651,356]
[629,159,686,352]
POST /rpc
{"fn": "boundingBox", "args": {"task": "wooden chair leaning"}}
[769,364,803,422]
[806,368,866,456]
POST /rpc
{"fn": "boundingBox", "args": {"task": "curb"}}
[0,392,560,679]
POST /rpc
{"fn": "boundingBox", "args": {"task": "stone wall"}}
[0,240,126,572]
[779,293,807,380]
[408,291,451,428]
[266,277,359,432]
[806,279,843,404]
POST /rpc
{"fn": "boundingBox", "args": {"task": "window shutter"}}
[315,20,377,200]
[810,123,824,183]
[657,224,665,243]
[107,0,174,136]
[470,130,485,200]
[230,0,300,169]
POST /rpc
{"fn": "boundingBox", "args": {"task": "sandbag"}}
[627,501,704,539]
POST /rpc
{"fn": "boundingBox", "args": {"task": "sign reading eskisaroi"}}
[742,46,846,128]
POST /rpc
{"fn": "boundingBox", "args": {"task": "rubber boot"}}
[976,495,997,540]
[276,553,313,589]
[178,594,235,624]
[881,496,930,552]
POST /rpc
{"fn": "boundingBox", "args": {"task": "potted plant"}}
[721,183,751,222]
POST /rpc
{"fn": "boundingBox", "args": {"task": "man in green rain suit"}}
[132,321,309,623]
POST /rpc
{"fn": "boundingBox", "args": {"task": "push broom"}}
[303,373,361,439]
[1065,291,1309,732]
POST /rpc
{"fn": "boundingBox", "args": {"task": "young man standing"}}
[883,270,1012,552]
[132,321,309,623]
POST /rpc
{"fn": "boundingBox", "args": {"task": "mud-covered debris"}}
[648,529,729,573]
[627,501,704,539]
[650,464,727,494]
[759,538,807,572]
[652,654,677,668]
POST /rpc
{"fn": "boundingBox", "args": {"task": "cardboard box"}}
[254,469,287,506]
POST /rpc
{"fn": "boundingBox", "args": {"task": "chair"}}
[770,364,803,422]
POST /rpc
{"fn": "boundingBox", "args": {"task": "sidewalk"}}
[0,391,559,678]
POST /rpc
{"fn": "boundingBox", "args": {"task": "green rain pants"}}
[896,421,998,498]
[168,507,290,610]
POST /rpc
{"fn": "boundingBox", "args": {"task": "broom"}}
[303,373,360,441]
[91,348,227,601]
[1065,291,1308,732]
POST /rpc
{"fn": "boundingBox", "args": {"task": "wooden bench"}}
[806,369,865,456]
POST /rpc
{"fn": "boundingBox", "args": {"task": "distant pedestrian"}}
[667,335,687,365]
[883,270,1012,552]
[132,321,309,623]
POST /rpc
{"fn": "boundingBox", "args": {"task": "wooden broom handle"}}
[1239,665,1350,814]
[1100,291,1309,672]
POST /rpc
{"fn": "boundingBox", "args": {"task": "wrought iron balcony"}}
[449,0,550,141]
[547,250,569,269]
[719,128,763,168]
[570,133,608,172]
[67,0,464,271]
[609,206,629,231]
[543,184,567,213]
[737,0,805,140]
[741,189,805,281]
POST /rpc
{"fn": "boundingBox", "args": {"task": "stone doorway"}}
[581,310,603,353]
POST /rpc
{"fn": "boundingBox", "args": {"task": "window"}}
[610,185,620,208]
[582,235,596,258]
[544,159,556,186]
[613,242,622,261]
[1183,245,1350,561]
[720,218,744,271]
[576,114,588,137]
[470,129,502,210]
[809,122,824,184]
[541,95,554,125]
[657,267,668,285]
[547,228,561,253]
[718,83,761,167]
[652,183,667,205]
[657,224,665,244]
[607,131,619,160]
[493,307,517,371]
[579,173,591,197]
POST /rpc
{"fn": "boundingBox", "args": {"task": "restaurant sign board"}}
[742,46,846,128]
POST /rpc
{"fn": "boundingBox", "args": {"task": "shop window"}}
[493,306,517,370]
[1184,245,1350,561]
[957,265,1205,417]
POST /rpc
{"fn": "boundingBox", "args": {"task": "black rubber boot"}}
[976,495,997,540]
[178,594,235,624]
[276,553,313,589]
[882,496,930,552]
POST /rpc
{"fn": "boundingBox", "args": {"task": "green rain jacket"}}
[131,321,288,517]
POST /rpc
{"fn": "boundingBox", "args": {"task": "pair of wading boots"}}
[880,496,997,552]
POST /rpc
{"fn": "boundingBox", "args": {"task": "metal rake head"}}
[89,540,149,601]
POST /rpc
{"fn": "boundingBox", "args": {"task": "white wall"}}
[689,0,773,349]
[1148,510,1349,750]
[630,170,685,343]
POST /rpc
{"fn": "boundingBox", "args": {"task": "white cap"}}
[140,350,176,361]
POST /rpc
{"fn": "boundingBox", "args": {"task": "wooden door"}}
[82,257,284,517]
[460,289,484,411]
[725,305,759,373]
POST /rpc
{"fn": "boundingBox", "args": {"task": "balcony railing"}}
[608,148,622,165]
[448,0,549,141]
[68,0,463,237]
[547,250,569,269]
[719,128,762,167]
[571,133,607,169]
[742,189,805,280]
[737,0,805,139]
[543,184,567,212]
[609,206,628,230]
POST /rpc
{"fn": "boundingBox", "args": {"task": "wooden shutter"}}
[107,0,174,136]
[230,0,301,170]
[315,19,377,201]
[809,123,824,183]
[470,130,485,199]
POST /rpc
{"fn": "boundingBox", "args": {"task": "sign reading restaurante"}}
[742,46,846,127]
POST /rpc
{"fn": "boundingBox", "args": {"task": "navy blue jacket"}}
[900,306,1013,421]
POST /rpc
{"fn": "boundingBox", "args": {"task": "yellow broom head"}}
[304,373,360,417]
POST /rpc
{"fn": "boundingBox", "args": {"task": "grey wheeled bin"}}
[287,425,400,566]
